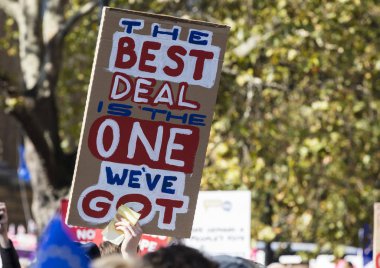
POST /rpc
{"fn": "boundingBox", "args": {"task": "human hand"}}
[114,214,143,260]
[0,202,10,248]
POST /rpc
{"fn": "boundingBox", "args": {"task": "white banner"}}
[185,191,251,258]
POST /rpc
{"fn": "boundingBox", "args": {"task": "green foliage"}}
[202,0,380,249]
[3,0,380,250]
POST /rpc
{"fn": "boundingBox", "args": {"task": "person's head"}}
[213,255,265,268]
[267,263,285,268]
[99,241,121,257]
[138,244,218,268]
[99,241,122,256]
[77,242,101,260]
[345,262,354,268]
[91,255,131,268]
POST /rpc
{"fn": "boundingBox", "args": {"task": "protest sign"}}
[61,199,103,245]
[374,203,380,268]
[139,234,171,255]
[67,7,229,237]
[185,191,251,258]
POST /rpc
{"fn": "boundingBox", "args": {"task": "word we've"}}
[77,162,189,230]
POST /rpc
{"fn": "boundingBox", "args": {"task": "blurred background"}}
[0,0,379,267]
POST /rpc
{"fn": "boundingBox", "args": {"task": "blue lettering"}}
[152,24,180,40]
[161,176,177,194]
[188,30,210,46]
[107,103,133,117]
[120,19,143,34]
[128,170,141,188]
[166,111,188,123]
[142,107,167,120]
[189,113,206,126]
[146,173,161,191]
[106,167,129,185]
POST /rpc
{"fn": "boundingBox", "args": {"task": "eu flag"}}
[33,216,91,268]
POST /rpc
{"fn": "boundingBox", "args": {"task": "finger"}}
[135,225,143,235]
[130,225,142,237]
[127,223,138,237]
[115,226,126,232]
[116,226,133,238]
[135,222,142,230]
[120,217,133,225]
[114,221,126,227]
[115,226,128,235]
[114,219,131,226]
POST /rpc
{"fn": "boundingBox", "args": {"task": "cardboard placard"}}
[67,7,229,238]
[61,199,103,245]
[374,203,380,268]
[139,234,170,255]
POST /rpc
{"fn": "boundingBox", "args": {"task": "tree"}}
[0,0,102,230]
[1,0,380,251]
[200,0,380,252]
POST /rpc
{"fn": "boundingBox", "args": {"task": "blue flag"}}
[33,216,91,268]
[18,145,30,181]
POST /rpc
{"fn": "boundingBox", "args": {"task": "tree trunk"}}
[25,138,62,231]
[0,0,99,231]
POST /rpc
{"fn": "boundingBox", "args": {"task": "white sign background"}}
[185,191,251,258]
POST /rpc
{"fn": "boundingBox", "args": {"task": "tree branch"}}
[0,0,20,20]
[5,97,56,180]
[57,0,99,42]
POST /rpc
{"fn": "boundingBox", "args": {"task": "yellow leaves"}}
[287,49,298,61]
[5,18,14,27]
[6,47,17,56]
[362,155,370,165]
[304,138,325,154]
[225,166,240,182]
[5,96,24,109]
[311,100,328,111]
[254,157,266,172]
[258,226,277,241]
[214,142,229,156]
[375,60,380,71]
[236,69,254,86]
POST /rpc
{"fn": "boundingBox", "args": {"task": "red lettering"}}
[152,82,174,107]
[164,46,186,77]
[82,190,114,218]
[115,37,137,69]
[376,253,380,268]
[156,199,184,224]
[175,82,200,110]
[134,77,155,103]
[88,116,199,173]
[117,194,152,220]
[139,41,161,73]
[109,72,134,101]
[189,50,214,80]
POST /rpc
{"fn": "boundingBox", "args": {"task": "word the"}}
[97,102,207,127]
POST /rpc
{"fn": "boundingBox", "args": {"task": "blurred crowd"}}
[0,202,265,268]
